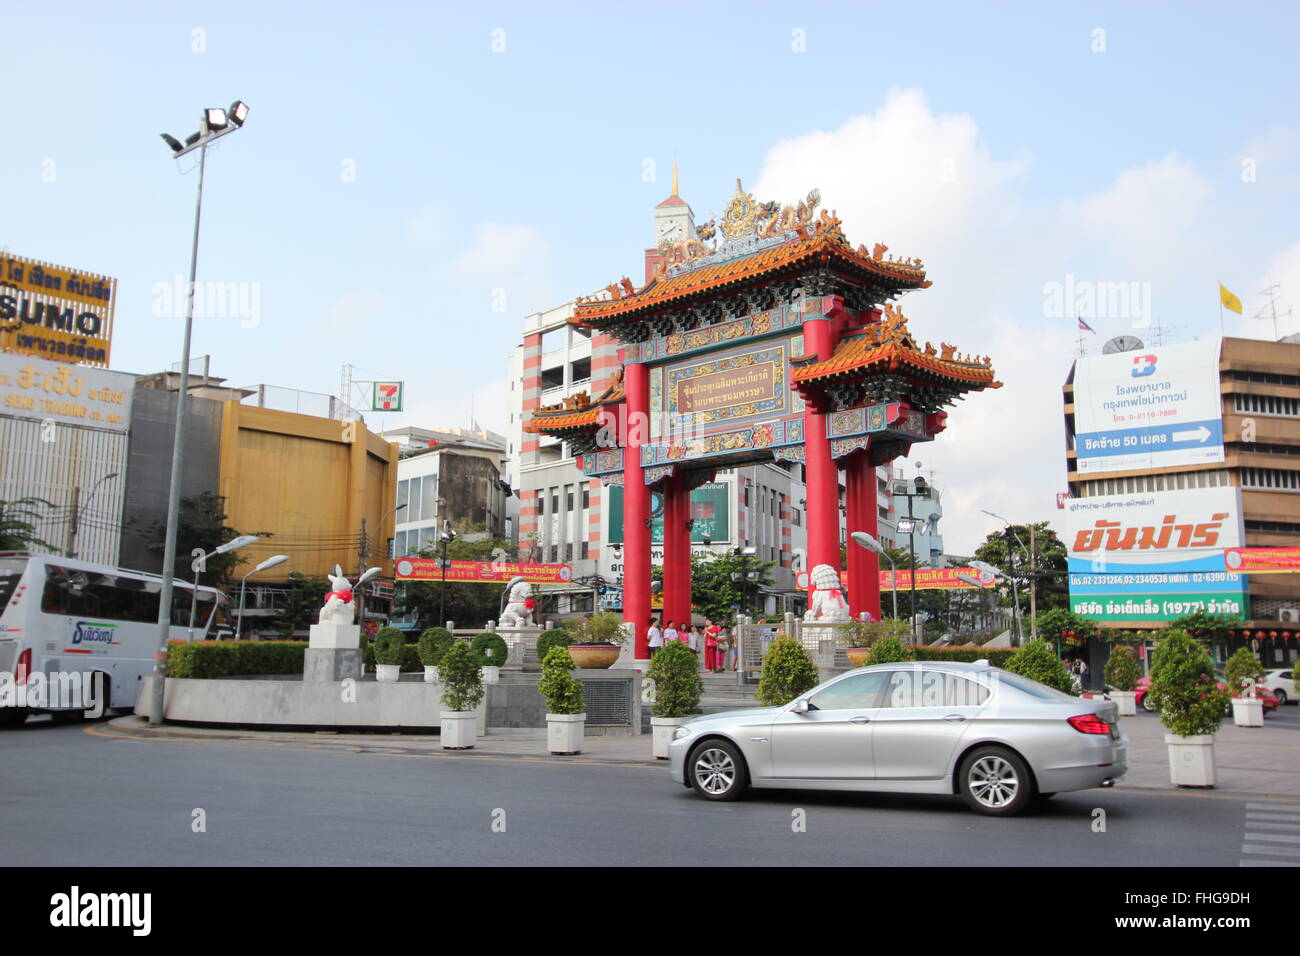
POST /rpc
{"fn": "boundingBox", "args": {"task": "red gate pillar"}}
[623,363,652,660]
[802,314,841,578]
[662,474,693,631]
[845,453,882,621]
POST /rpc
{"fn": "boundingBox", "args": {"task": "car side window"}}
[944,675,990,707]
[808,672,888,711]
[883,668,943,708]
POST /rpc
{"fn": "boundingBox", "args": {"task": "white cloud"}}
[446,221,553,318]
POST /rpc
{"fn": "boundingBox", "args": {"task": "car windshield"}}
[992,669,1080,702]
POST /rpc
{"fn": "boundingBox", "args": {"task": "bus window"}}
[42,565,160,623]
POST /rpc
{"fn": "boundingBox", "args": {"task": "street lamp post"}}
[850,531,897,621]
[65,471,119,559]
[149,101,250,726]
[982,510,1037,638]
[188,534,260,640]
[237,554,289,638]
[438,519,458,626]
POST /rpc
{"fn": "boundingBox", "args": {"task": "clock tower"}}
[645,160,696,283]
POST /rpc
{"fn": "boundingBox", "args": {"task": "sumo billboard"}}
[1065,486,1248,624]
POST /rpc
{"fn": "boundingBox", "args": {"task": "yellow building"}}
[217,402,399,581]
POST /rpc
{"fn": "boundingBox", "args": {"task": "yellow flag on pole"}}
[1220,283,1243,314]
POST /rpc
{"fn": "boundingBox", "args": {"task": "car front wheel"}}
[688,739,748,801]
[1274,689,1288,705]
[959,746,1034,816]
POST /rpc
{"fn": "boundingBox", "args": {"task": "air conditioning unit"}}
[1279,607,1300,623]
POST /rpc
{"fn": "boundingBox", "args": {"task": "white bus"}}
[0,552,233,725]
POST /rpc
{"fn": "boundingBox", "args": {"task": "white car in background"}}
[1261,669,1295,705]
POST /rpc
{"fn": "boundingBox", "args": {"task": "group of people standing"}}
[645,618,735,673]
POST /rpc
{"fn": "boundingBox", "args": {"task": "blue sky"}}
[4,1,1298,550]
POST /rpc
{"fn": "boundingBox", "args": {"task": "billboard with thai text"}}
[1065,487,1247,624]
[1072,340,1223,475]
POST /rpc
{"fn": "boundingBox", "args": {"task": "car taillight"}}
[1067,713,1111,735]
[16,648,31,685]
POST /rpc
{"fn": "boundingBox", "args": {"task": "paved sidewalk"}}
[106,704,1300,796]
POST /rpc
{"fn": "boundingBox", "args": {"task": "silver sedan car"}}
[668,661,1128,815]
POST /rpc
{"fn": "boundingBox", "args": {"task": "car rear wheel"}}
[959,746,1034,816]
[1274,689,1288,705]
[688,740,748,801]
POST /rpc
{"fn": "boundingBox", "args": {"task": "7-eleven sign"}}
[372,382,404,412]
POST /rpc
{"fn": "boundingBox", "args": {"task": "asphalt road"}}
[1,717,1294,867]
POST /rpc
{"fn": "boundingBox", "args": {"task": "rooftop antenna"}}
[1253,282,1294,340]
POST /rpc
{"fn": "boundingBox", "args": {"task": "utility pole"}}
[357,517,368,637]
[1029,524,1038,638]
[64,485,80,557]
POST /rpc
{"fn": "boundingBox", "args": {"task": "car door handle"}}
[943,714,967,722]
[849,716,871,724]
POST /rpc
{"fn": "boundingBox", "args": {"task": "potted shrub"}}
[536,628,572,666]
[645,640,703,759]
[1005,638,1075,694]
[438,641,484,749]
[867,632,917,665]
[470,632,509,684]
[538,645,586,754]
[373,627,405,683]
[836,619,875,667]
[565,611,627,669]
[756,635,819,707]
[1224,646,1267,727]
[417,626,454,683]
[1147,629,1228,787]
[1103,644,1141,716]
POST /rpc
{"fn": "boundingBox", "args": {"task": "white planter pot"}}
[1232,696,1264,727]
[423,665,439,684]
[651,716,689,760]
[375,664,401,683]
[1165,734,1217,787]
[1111,690,1137,717]
[482,665,500,685]
[546,712,586,754]
[440,711,477,750]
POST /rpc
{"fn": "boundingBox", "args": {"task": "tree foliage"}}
[146,492,257,588]
[867,635,916,665]
[1035,607,1098,647]
[438,641,484,712]
[538,646,585,714]
[1167,611,1240,644]
[1223,647,1266,697]
[269,571,331,637]
[1102,645,1141,692]
[972,522,1068,613]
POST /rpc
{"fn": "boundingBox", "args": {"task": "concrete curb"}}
[103,717,663,767]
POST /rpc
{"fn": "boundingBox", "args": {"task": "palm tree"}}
[0,497,57,552]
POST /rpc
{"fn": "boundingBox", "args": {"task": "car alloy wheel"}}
[960,746,1033,816]
[1274,689,1288,705]
[689,740,748,801]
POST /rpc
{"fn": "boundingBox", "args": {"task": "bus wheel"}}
[0,708,30,727]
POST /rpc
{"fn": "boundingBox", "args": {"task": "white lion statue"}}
[499,576,535,628]
[804,563,850,622]
[319,564,381,627]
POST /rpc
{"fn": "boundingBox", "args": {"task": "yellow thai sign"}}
[0,253,116,368]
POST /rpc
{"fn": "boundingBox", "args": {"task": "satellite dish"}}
[1102,335,1144,354]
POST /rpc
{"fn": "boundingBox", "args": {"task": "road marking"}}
[1240,802,1300,866]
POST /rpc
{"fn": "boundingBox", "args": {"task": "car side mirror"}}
[791,698,811,714]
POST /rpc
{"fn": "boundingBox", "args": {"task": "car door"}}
[768,671,889,781]
[871,668,989,782]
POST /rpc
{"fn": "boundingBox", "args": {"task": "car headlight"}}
[673,726,692,740]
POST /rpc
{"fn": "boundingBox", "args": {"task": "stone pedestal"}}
[305,621,362,682]
[497,625,543,670]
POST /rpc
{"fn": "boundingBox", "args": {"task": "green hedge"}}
[361,641,425,673]
[537,629,573,664]
[167,640,308,678]
[471,632,509,667]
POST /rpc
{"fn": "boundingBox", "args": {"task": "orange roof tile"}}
[792,333,1001,390]
[572,224,930,325]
